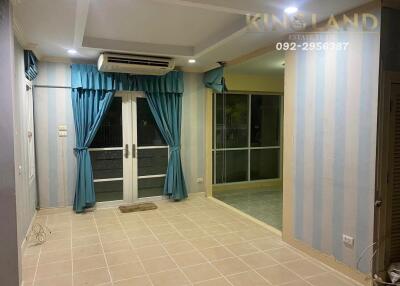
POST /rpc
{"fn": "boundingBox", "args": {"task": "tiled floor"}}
[22,193,359,286]
[213,188,283,230]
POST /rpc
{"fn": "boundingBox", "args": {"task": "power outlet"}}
[196,177,204,184]
[342,234,355,248]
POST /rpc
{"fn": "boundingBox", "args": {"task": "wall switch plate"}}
[58,125,67,131]
[58,130,68,137]
[342,234,355,248]
[196,177,204,184]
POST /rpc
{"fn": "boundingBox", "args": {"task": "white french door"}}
[89,91,168,206]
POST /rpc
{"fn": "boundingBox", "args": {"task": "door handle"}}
[124,144,129,158]
[132,144,136,158]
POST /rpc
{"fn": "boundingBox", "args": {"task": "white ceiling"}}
[13,0,373,72]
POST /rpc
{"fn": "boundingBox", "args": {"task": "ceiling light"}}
[67,49,77,55]
[284,6,298,14]
[188,59,196,64]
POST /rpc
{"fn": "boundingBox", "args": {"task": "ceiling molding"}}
[73,0,90,48]
[83,36,194,57]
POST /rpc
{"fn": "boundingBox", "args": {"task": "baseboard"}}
[20,209,37,255]
[212,179,282,192]
[284,237,373,286]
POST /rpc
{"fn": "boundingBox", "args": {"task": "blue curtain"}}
[24,50,38,81]
[146,92,187,200]
[203,67,226,93]
[71,89,114,213]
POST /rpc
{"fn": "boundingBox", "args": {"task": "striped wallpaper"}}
[284,27,380,273]
[34,62,205,208]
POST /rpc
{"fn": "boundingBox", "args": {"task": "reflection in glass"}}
[250,149,280,180]
[137,98,166,146]
[251,95,281,147]
[94,180,123,202]
[91,97,122,148]
[138,177,165,198]
[215,150,248,183]
[138,148,168,177]
[91,150,123,179]
[216,94,248,148]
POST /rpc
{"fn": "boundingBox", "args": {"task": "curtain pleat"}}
[203,67,226,93]
[24,50,38,81]
[71,89,114,213]
[146,92,188,200]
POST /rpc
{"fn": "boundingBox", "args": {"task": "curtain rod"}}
[34,85,71,89]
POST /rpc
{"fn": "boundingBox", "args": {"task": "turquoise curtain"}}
[71,64,186,211]
[24,50,38,81]
[146,92,187,200]
[203,67,225,93]
[71,89,114,213]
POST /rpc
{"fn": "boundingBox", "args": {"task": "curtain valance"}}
[203,66,226,93]
[24,50,38,81]
[71,64,184,93]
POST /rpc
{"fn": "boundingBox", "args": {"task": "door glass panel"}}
[251,95,281,147]
[138,148,168,177]
[94,180,123,202]
[138,177,165,198]
[91,150,123,179]
[215,150,248,183]
[137,98,166,146]
[91,97,123,148]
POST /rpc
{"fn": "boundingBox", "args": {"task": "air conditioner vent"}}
[98,53,175,75]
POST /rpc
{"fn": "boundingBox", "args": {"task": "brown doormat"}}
[119,202,158,213]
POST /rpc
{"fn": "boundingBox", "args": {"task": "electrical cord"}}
[28,223,51,244]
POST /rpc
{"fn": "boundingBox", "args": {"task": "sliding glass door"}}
[212,93,281,184]
[89,92,167,204]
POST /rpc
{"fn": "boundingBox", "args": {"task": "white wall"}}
[34,62,206,208]
[13,40,37,249]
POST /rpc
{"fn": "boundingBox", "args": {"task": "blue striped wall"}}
[34,62,76,208]
[34,62,205,208]
[285,28,380,273]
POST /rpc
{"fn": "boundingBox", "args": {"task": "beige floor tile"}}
[163,240,195,255]
[194,277,232,286]
[200,246,234,261]
[130,235,160,248]
[100,230,127,243]
[172,250,207,267]
[105,250,139,266]
[227,270,272,286]
[47,230,71,241]
[109,261,146,281]
[212,257,250,276]
[73,254,107,273]
[155,231,185,243]
[250,238,283,251]
[225,242,259,256]
[280,280,312,286]
[22,267,36,283]
[22,254,39,268]
[149,224,176,235]
[141,255,177,273]
[36,260,72,280]
[34,274,73,286]
[135,244,167,260]
[41,239,71,253]
[306,273,356,286]
[73,267,111,286]
[181,263,221,283]
[284,259,328,278]
[180,228,207,239]
[239,252,278,269]
[97,224,123,234]
[190,237,221,250]
[72,234,100,248]
[125,227,153,238]
[149,268,190,286]
[102,239,132,253]
[214,233,244,245]
[38,249,71,265]
[72,244,103,259]
[113,275,152,286]
[267,247,304,263]
[257,265,302,285]
[72,226,98,238]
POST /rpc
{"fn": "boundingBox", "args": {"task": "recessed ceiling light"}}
[188,59,196,64]
[67,49,77,55]
[284,6,298,14]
